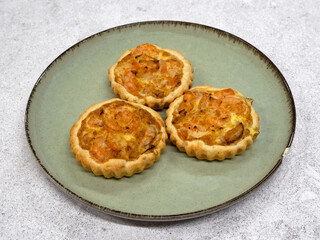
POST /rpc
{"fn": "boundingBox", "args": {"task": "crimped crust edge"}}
[69,98,168,178]
[108,45,194,109]
[165,85,260,161]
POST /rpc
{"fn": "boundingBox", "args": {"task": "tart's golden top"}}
[171,88,259,146]
[114,43,184,99]
[77,100,162,163]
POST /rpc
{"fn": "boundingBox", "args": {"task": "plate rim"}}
[25,20,296,222]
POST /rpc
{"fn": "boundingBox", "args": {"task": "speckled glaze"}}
[25,21,295,221]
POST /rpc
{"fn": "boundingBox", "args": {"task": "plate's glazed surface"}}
[25,21,295,221]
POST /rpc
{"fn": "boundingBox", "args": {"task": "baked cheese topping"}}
[77,100,162,163]
[114,43,184,98]
[172,88,259,146]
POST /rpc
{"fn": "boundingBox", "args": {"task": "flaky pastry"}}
[166,86,260,160]
[108,43,193,109]
[70,99,167,178]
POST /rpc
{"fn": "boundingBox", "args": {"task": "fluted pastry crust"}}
[70,99,167,178]
[108,43,193,109]
[166,86,260,160]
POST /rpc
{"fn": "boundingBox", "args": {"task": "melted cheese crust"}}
[166,86,260,160]
[77,101,161,163]
[114,43,183,99]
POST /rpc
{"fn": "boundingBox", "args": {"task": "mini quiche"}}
[108,43,193,109]
[166,86,260,160]
[70,99,167,178]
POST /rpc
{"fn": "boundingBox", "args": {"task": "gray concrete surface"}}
[1,0,320,239]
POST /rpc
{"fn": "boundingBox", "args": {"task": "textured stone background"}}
[1,0,320,239]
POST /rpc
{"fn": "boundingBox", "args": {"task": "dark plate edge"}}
[24,20,296,222]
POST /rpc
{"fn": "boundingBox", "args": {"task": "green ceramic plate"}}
[25,21,295,221]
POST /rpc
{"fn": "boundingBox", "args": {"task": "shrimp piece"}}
[177,91,200,113]
[199,93,210,110]
[141,125,157,147]
[105,120,121,131]
[132,43,159,58]
[166,59,181,77]
[220,96,249,115]
[221,122,244,144]
[87,116,103,128]
[123,70,138,93]
[159,60,167,74]
[115,109,133,124]
[91,137,113,162]
[214,88,235,98]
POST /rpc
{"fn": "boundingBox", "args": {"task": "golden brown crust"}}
[108,44,193,109]
[165,86,260,161]
[70,99,167,178]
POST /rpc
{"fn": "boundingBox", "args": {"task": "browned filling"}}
[114,43,184,98]
[172,89,257,146]
[77,101,161,163]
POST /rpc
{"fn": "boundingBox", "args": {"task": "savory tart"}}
[108,43,193,109]
[166,86,260,160]
[69,99,167,178]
